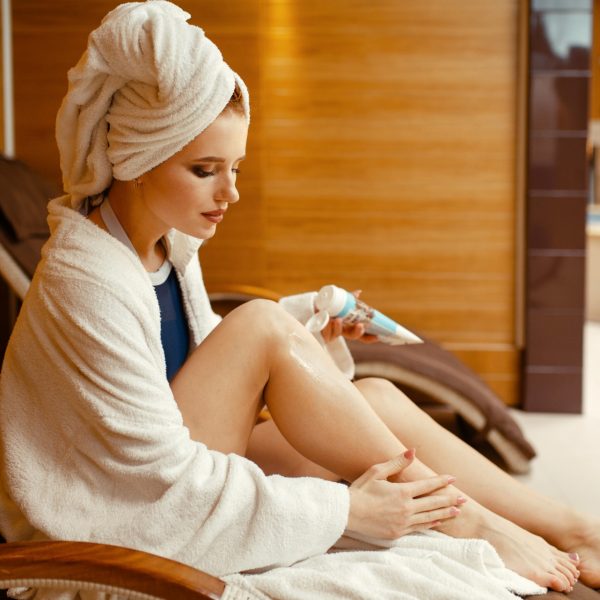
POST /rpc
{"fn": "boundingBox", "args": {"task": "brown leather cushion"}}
[0,155,57,277]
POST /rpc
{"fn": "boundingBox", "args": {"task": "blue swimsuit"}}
[99,200,190,380]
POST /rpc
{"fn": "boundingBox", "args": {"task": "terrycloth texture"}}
[55,0,249,207]
[222,531,546,600]
[0,196,349,589]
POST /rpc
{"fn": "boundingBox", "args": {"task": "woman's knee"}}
[227,299,305,343]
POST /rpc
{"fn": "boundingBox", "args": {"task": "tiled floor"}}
[510,321,600,518]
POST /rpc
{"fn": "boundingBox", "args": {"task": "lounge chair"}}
[0,154,597,599]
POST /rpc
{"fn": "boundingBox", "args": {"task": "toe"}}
[557,554,580,581]
[556,562,576,587]
[549,570,571,592]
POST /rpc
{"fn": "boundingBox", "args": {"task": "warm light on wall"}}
[267,0,297,53]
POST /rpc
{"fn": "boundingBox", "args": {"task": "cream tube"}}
[313,285,422,346]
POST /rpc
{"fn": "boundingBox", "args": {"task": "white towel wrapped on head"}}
[55,0,249,208]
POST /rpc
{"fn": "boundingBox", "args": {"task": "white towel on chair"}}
[222,531,546,600]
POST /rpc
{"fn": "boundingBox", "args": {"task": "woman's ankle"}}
[435,498,487,539]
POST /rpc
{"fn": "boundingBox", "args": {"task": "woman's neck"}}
[105,181,168,272]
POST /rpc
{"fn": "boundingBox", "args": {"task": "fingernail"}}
[403,448,416,459]
[450,507,461,516]
[447,475,457,484]
[456,496,467,505]
[569,552,580,562]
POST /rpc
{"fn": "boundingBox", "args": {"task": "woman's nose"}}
[216,176,240,204]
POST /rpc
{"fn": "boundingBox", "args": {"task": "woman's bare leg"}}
[171,301,577,591]
[246,418,339,481]
[171,300,408,478]
[248,376,597,589]
[354,378,600,588]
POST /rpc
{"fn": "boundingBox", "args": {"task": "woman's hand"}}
[320,290,379,344]
[347,449,462,539]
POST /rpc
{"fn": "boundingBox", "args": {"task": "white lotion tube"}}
[312,285,422,346]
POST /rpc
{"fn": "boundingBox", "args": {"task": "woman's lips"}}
[202,210,225,223]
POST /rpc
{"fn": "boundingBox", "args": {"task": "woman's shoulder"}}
[36,197,154,304]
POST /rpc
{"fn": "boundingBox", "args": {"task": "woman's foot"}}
[479,513,580,592]
[561,520,600,588]
[441,505,580,592]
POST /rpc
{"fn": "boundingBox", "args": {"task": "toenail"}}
[569,552,580,562]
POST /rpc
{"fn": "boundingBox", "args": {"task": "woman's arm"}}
[0,266,348,577]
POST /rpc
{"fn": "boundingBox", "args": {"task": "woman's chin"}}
[179,224,217,241]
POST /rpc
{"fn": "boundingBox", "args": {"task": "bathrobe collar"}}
[48,194,202,273]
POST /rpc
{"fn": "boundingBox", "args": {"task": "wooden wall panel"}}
[253,0,520,402]
[11,1,115,184]
[11,0,521,404]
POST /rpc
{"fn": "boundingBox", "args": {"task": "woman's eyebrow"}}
[192,155,246,162]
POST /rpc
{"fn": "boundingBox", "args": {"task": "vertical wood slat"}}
[0,0,3,154]
[11,0,521,404]
[0,1,8,360]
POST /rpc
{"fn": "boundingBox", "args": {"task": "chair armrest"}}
[0,541,225,600]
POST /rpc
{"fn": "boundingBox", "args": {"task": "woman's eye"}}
[192,166,215,178]
[232,168,241,175]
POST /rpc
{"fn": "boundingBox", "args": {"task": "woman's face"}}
[139,111,248,240]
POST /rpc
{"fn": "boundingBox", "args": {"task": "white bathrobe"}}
[0,197,547,600]
[0,195,349,577]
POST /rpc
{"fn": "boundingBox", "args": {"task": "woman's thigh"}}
[170,299,284,455]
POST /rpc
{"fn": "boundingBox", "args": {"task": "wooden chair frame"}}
[0,541,225,600]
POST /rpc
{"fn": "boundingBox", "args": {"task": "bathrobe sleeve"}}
[0,249,349,577]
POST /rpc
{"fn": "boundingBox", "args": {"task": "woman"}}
[0,1,597,595]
